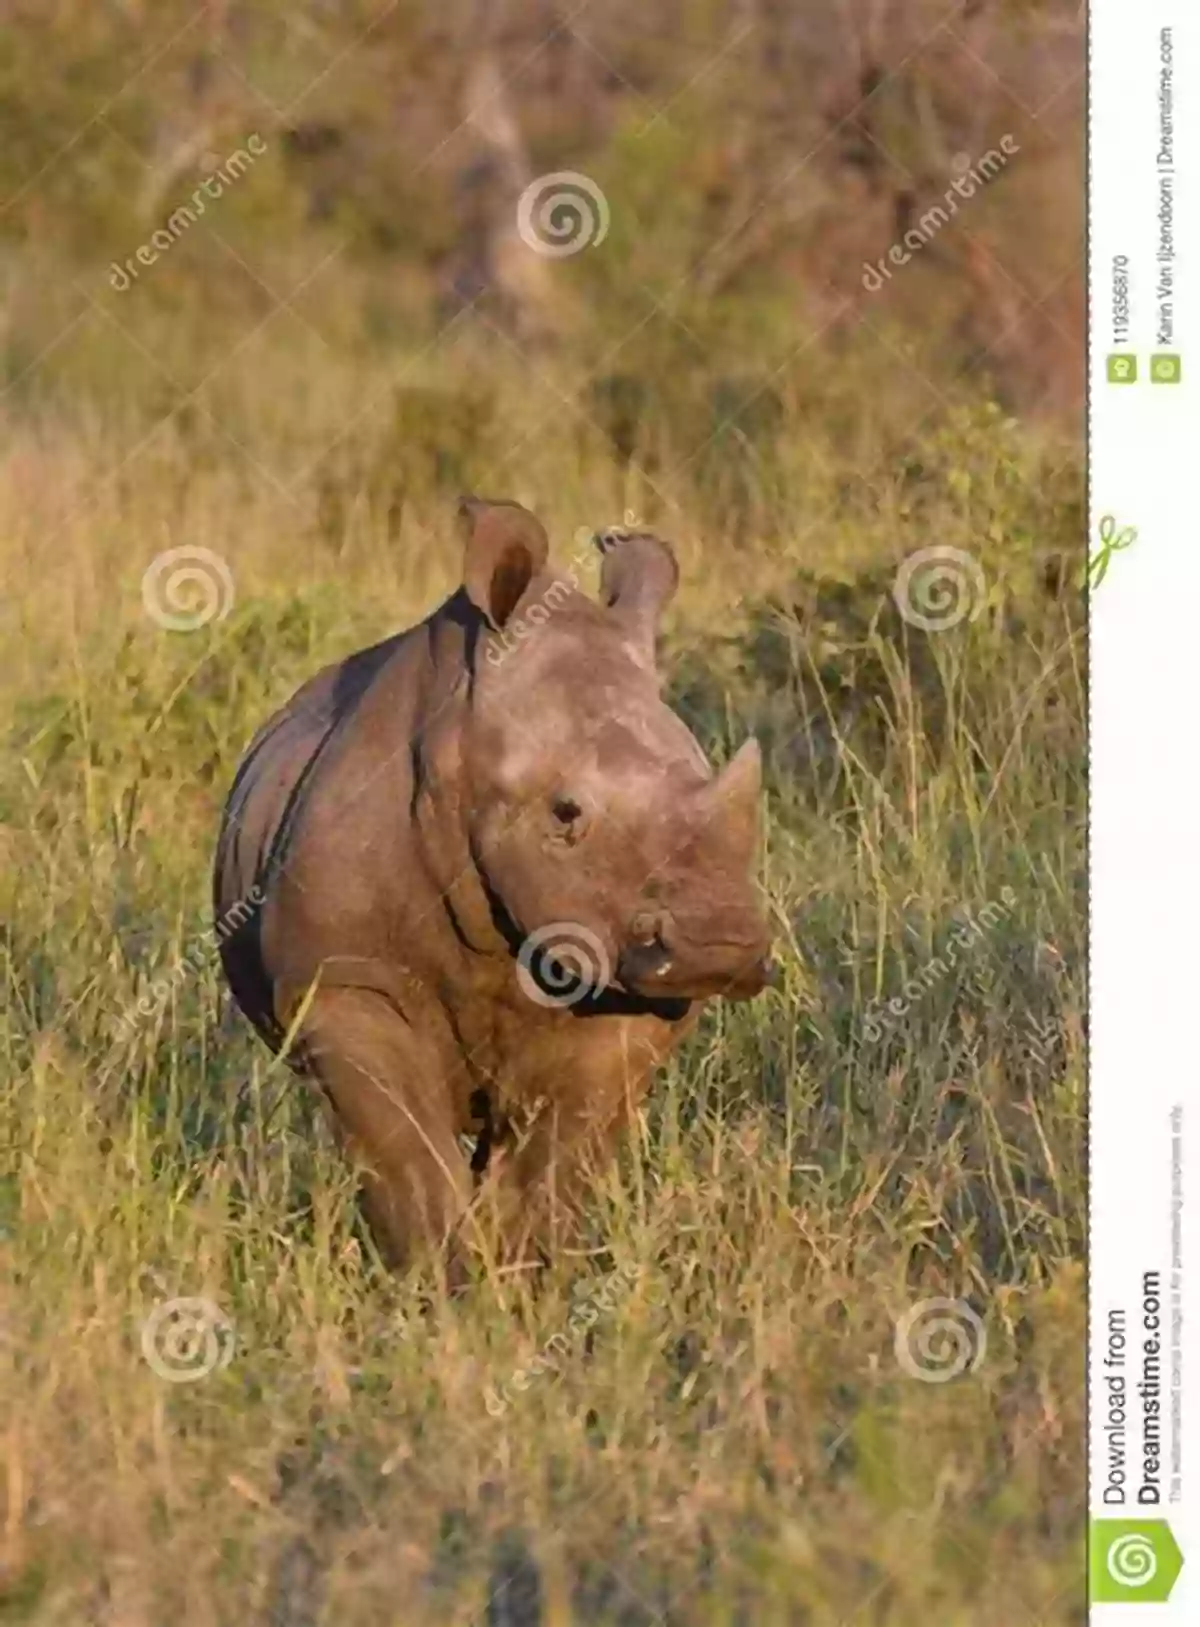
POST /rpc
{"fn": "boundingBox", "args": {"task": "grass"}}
[0,336,1084,1624]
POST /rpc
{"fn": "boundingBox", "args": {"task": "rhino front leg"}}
[296,986,473,1275]
[477,1015,681,1268]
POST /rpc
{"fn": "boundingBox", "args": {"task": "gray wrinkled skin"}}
[213,498,773,1279]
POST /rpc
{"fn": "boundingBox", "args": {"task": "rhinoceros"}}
[214,497,773,1280]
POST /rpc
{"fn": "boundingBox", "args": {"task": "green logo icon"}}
[1151,353,1181,383]
[1086,513,1138,591]
[1090,1519,1184,1603]
[1107,354,1137,383]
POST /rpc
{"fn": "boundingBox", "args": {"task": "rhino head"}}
[456,496,773,1004]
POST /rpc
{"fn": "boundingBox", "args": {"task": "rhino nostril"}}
[617,928,673,990]
[630,909,667,945]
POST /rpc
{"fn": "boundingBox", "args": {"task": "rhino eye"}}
[548,796,587,845]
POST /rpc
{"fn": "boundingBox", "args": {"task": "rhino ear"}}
[595,531,679,664]
[459,496,550,629]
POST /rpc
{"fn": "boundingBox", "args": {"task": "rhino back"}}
[214,598,478,1051]
[213,629,416,1048]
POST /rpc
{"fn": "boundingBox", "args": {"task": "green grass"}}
[0,349,1083,1624]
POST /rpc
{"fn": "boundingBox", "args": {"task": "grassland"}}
[0,3,1084,1618]
[0,324,1085,1624]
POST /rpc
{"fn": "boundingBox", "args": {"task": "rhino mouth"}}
[615,935,775,1002]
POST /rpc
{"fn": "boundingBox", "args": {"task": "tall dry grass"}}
[1,315,1084,1623]
[1,3,1084,1616]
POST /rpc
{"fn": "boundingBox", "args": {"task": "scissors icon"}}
[1086,514,1137,590]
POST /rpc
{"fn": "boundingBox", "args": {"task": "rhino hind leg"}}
[297,986,472,1275]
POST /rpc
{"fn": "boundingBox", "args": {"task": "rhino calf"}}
[214,498,773,1279]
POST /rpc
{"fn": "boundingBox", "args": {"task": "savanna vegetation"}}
[1,2,1084,1621]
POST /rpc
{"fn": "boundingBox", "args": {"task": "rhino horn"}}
[459,496,550,629]
[699,737,762,854]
